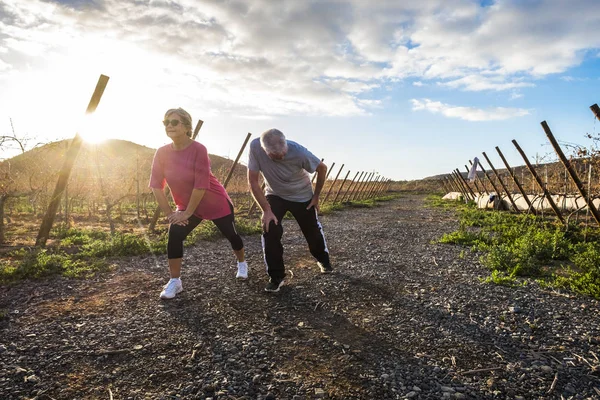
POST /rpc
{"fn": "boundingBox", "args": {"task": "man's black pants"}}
[263,195,330,282]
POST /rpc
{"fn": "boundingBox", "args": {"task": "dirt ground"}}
[1,194,600,400]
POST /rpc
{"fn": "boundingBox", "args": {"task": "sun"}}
[77,113,111,144]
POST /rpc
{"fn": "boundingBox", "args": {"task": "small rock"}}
[315,388,325,398]
[540,365,553,373]
[441,386,455,393]
[406,391,417,398]
[24,374,40,384]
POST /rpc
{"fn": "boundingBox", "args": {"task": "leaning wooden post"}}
[373,177,387,198]
[445,175,461,195]
[323,164,344,203]
[324,162,336,182]
[332,170,351,204]
[469,159,489,193]
[341,171,360,202]
[476,158,503,199]
[512,139,565,224]
[365,176,381,199]
[452,171,471,201]
[452,171,470,200]
[372,177,387,198]
[345,171,365,202]
[455,168,475,200]
[364,174,379,199]
[223,132,252,189]
[495,146,533,212]
[358,173,376,200]
[465,165,483,194]
[590,104,600,121]
[36,74,110,247]
[482,152,520,212]
[351,172,372,201]
[541,120,600,225]
[192,120,204,140]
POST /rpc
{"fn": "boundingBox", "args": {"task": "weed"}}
[439,198,600,298]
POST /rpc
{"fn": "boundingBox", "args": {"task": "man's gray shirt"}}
[248,138,321,202]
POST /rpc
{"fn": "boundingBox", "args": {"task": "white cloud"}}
[0,0,599,119]
[411,98,530,121]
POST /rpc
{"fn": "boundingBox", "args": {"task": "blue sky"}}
[1,0,599,180]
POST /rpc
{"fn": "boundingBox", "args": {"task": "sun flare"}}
[77,113,111,144]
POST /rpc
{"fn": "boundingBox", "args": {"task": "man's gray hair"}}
[260,129,288,154]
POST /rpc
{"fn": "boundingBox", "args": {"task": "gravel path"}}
[1,194,599,399]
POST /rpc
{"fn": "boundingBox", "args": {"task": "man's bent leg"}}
[290,201,331,269]
[263,195,288,282]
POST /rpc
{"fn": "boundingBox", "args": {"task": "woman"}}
[149,108,248,299]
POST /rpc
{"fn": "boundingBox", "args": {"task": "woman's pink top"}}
[149,141,233,220]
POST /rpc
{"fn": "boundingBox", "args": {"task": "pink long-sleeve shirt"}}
[149,141,233,220]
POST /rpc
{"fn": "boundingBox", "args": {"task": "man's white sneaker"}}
[236,261,248,279]
[160,278,183,299]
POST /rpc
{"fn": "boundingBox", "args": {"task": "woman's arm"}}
[170,188,206,224]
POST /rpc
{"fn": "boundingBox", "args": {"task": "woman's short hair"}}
[164,108,193,137]
[260,129,288,155]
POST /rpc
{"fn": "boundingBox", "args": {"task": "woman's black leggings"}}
[167,205,244,259]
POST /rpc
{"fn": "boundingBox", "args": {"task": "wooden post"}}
[36,74,109,246]
[357,173,375,200]
[332,170,351,204]
[541,120,600,225]
[345,171,365,202]
[445,175,461,195]
[323,164,344,203]
[223,132,252,189]
[465,165,483,194]
[351,172,371,201]
[373,177,387,198]
[590,104,600,121]
[365,176,381,199]
[469,159,488,193]
[512,139,565,224]
[192,120,204,140]
[476,159,503,198]
[455,168,475,200]
[481,152,520,212]
[451,171,470,201]
[495,146,532,212]
[341,171,360,202]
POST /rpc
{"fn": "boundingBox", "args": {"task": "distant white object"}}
[442,192,463,200]
[467,157,479,182]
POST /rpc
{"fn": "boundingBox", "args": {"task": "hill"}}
[1,138,247,194]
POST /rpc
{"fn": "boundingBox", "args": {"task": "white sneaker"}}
[236,261,248,279]
[160,278,183,299]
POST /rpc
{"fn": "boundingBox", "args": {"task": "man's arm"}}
[307,161,327,211]
[248,169,278,232]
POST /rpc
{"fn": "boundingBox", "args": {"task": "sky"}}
[1,0,600,181]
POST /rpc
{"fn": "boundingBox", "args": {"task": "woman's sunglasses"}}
[163,119,181,127]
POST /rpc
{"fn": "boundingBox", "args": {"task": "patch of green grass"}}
[439,204,600,298]
[0,248,112,283]
[481,270,520,287]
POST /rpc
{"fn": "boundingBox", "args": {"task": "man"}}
[248,128,332,292]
